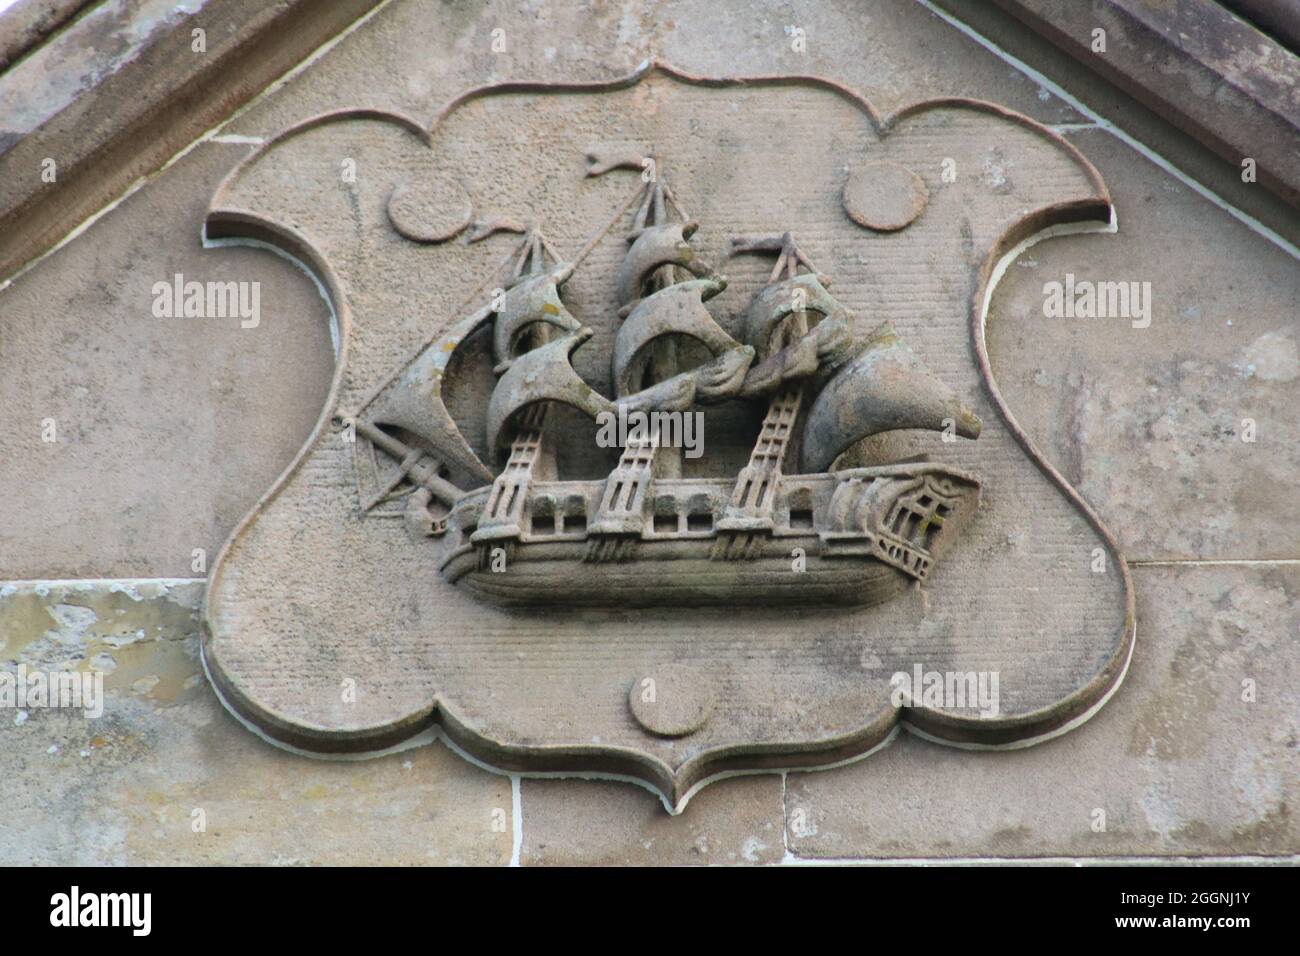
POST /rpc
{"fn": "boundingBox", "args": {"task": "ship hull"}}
[441,535,913,608]
[436,464,980,609]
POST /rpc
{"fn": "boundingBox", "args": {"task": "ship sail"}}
[484,328,614,457]
[616,222,712,305]
[491,262,581,373]
[738,273,847,356]
[714,233,846,553]
[359,305,496,484]
[611,277,742,397]
[358,244,583,496]
[800,321,982,473]
[734,272,856,399]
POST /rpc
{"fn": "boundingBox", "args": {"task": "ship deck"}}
[434,464,979,608]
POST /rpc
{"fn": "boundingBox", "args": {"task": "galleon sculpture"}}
[352,167,982,608]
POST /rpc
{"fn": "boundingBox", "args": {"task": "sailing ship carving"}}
[346,160,983,608]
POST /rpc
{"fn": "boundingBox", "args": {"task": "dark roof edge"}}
[0,0,95,73]
[0,0,383,283]
[991,0,1300,209]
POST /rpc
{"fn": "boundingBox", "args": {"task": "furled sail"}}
[360,305,496,484]
[616,344,755,414]
[738,273,849,358]
[611,277,738,396]
[484,328,614,456]
[616,222,712,305]
[734,273,856,399]
[801,322,982,473]
[491,262,581,372]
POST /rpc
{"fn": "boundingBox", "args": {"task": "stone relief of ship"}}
[346,157,983,608]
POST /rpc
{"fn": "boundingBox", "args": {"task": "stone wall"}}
[1,0,1295,864]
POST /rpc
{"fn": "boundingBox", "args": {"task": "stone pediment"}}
[200,60,1132,809]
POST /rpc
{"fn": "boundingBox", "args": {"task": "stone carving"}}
[842,161,930,232]
[201,62,1134,809]
[356,166,982,607]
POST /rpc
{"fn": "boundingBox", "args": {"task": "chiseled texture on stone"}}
[201,62,1126,798]
[933,0,1300,252]
[0,0,1296,862]
[0,0,92,72]
[0,582,512,865]
[985,128,1300,561]
[221,0,1086,142]
[0,0,210,142]
[785,566,1298,859]
[0,142,334,579]
[521,775,785,865]
[0,0,381,278]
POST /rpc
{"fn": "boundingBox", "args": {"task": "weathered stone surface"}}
[1,0,1295,862]
[0,0,381,278]
[785,565,1298,859]
[521,776,785,865]
[0,579,206,695]
[985,127,1300,560]
[6,563,1291,863]
[933,0,1300,251]
[220,0,1087,143]
[0,0,1149,585]
[199,63,1131,805]
[990,0,1300,209]
[0,0,91,71]
[0,142,333,579]
[1,0,207,146]
[0,582,512,865]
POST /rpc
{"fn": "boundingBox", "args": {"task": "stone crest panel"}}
[201,62,1133,809]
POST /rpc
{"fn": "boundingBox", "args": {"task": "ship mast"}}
[716,233,828,559]
[641,180,685,478]
[587,170,700,557]
[469,229,571,554]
